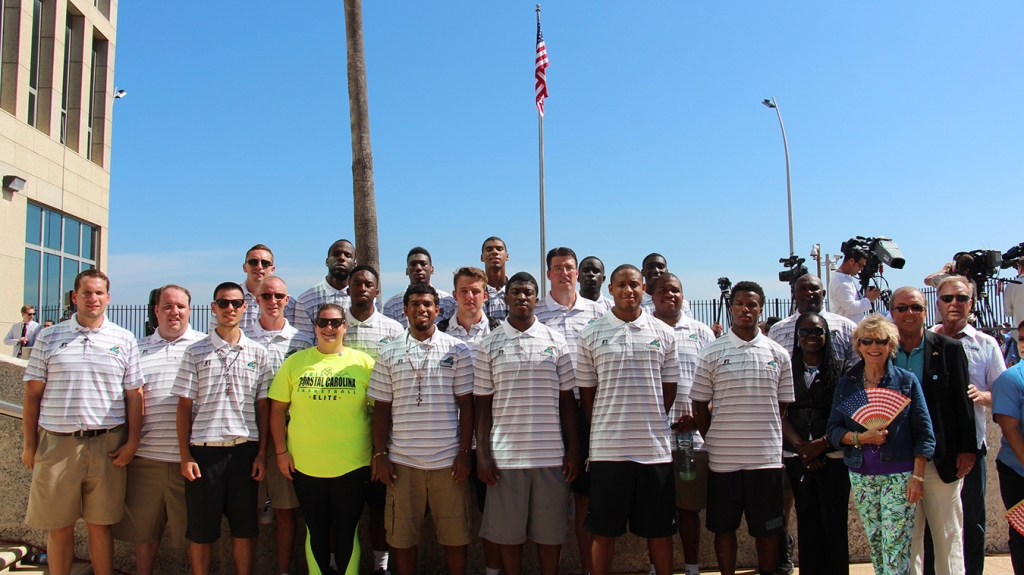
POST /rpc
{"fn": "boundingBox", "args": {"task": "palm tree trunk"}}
[344,0,379,272]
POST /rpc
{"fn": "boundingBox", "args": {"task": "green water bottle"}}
[675,432,696,481]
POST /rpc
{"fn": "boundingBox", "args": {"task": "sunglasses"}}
[314,318,345,329]
[797,327,825,337]
[938,294,971,304]
[259,293,287,301]
[858,337,891,347]
[214,299,245,309]
[246,258,273,268]
[892,304,926,314]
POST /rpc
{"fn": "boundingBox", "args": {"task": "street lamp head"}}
[114,88,127,99]
[762,98,776,109]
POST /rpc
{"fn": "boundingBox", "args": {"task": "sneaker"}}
[775,532,795,575]
[257,499,275,525]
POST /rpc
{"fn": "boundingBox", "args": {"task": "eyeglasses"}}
[314,318,345,329]
[550,265,576,274]
[938,294,971,304]
[892,304,926,314]
[246,258,273,268]
[214,299,245,309]
[259,293,287,301]
[858,337,891,347]
[797,327,825,337]
[25,312,35,316]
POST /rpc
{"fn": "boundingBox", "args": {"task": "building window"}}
[27,0,42,127]
[86,35,107,165]
[23,202,98,322]
[60,17,71,144]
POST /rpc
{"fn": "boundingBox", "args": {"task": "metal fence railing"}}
[33,284,1013,340]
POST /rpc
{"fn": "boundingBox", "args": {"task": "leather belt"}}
[48,424,124,438]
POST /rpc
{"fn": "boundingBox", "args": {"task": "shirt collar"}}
[346,308,381,327]
[606,309,650,330]
[727,328,768,348]
[210,329,250,351]
[71,314,108,333]
[151,325,199,344]
[450,313,489,335]
[250,318,297,339]
[406,328,441,348]
[501,318,543,338]
[319,278,348,296]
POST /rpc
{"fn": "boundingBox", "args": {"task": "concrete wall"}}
[0,355,1011,573]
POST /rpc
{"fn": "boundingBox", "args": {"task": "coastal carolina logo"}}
[766,360,778,370]
[688,333,700,341]
[542,346,555,357]
[440,355,455,368]
[648,338,661,349]
[109,345,121,356]
[246,361,258,370]
[379,336,391,345]
[588,318,598,325]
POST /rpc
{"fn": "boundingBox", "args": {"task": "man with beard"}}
[888,286,974,575]
[640,253,691,318]
[369,284,474,575]
[293,239,358,341]
[383,247,457,328]
[481,237,510,321]
[579,256,613,312]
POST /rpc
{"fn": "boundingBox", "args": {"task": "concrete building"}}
[0,0,117,354]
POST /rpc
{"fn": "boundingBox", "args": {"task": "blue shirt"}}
[895,337,926,386]
[993,363,1024,477]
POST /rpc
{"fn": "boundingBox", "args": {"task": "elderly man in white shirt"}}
[828,247,881,322]
[4,304,40,357]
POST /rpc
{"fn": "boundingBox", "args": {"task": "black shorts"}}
[470,449,487,514]
[365,479,386,512]
[584,461,676,539]
[705,468,784,538]
[569,402,591,496]
[184,442,260,544]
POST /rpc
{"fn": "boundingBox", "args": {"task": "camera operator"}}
[924,254,979,299]
[828,246,881,322]
[1003,260,1024,362]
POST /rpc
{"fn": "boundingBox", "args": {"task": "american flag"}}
[1007,499,1024,536]
[837,387,910,431]
[535,19,549,116]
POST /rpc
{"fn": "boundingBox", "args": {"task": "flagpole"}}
[537,4,547,295]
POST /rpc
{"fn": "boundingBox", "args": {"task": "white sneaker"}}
[257,499,275,525]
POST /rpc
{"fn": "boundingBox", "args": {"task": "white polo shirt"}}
[690,330,795,473]
[534,291,606,371]
[344,309,405,361]
[658,314,716,451]
[577,310,680,464]
[768,310,857,369]
[245,318,313,377]
[474,320,575,469]
[292,279,353,341]
[136,327,206,462]
[446,314,493,353]
[382,288,457,328]
[828,271,872,322]
[932,323,1006,448]
[594,294,614,312]
[171,331,270,444]
[24,315,145,433]
[367,330,474,470]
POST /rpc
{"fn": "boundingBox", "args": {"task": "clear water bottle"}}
[675,432,696,481]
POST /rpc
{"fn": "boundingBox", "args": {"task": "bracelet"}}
[459,448,472,454]
[276,449,288,455]
[373,451,388,458]
[911,474,924,483]
[853,432,860,447]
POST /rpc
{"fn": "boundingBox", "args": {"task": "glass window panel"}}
[44,210,62,250]
[81,224,95,260]
[82,263,94,271]
[64,219,80,256]
[24,249,41,309]
[26,204,42,245]
[63,260,79,299]
[43,253,62,310]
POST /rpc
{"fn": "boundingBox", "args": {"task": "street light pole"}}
[762,97,794,257]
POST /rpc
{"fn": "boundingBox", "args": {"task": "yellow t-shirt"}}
[268,346,375,478]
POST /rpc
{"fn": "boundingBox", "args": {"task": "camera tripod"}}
[714,290,732,331]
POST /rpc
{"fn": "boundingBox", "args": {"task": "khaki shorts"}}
[479,467,569,545]
[259,451,299,510]
[26,427,128,529]
[385,463,472,548]
[673,449,710,511]
[113,457,187,547]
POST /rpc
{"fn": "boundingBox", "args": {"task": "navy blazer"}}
[918,330,975,483]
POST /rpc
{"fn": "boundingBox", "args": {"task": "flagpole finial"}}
[536,4,541,16]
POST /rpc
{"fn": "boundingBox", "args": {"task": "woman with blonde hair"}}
[827,313,935,575]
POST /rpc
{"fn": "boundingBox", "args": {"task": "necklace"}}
[862,373,882,387]
[404,333,434,406]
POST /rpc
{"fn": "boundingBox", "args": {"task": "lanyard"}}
[404,333,434,406]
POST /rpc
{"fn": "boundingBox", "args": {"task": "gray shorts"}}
[479,467,570,545]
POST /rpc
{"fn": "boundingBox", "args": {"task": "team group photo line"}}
[12,234,1024,575]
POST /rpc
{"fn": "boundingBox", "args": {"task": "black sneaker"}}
[372,568,391,575]
[775,532,794,575]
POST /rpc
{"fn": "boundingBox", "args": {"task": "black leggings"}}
[292,466,371,575]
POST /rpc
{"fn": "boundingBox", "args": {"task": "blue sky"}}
[107,1,1024,307]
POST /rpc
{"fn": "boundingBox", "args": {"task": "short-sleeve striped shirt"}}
[367,330,473,470]
[293,279,352,342]
[484,284,509,321]
[534,292,606,371]
[344,309,405,361]
[658,314,716,451]
[382,288,457,328]
[136,327,206,462]
[244,319,313,377]
[768,310,856,370]
[594,295,614,312]
[577,311,680,464]
[171,331,270,444]
[445,314,493,353]
[690,330,795,473]
[474,321,575,469]
[24,315,145,433]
